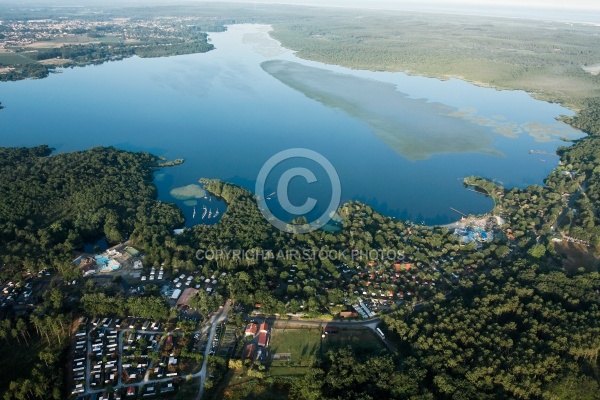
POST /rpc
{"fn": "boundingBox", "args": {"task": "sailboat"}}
[202,205,208,219]
[192,206,196,219]
[214,209,220,217]
[208,209,212,218]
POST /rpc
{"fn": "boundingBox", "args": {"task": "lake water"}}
[0,24,584,226]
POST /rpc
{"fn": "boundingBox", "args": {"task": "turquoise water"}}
[0,25,584,225]
[94,255,120,271]
[94,255,109,264]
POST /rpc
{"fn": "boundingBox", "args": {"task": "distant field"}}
[39,58,71,65]
[25,34,122,48]
[268,328,321,366]
[0,51,35,65]
[270,12,600,109]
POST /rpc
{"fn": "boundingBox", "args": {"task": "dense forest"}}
[383,264,600,399]
[1,4,600,399]
[0,38,214,82]
[2,149,595,398]
[0,146,183,278]
[0,292,72,400]
[281,264,600,400]
[34,37,214,65]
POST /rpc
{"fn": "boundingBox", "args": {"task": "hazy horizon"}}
[1,0,600,23]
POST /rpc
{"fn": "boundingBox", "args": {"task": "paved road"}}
[84,329,92,393]
[197,300,232,400]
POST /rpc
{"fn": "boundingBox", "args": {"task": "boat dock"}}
[529,150,557,156]
[450,207,467,217]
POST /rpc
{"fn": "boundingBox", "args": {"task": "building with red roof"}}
[258,331,268,347]
[244,323,258,337]
[176,288,199,307]
[259,322,268,333]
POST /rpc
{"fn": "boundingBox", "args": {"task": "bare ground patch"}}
[39,58,71,65]
[582,64,600,76]
[554,240,600,272]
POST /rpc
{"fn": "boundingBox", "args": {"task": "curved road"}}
[196,301,231,400]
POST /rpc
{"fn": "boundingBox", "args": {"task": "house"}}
[144,386,155,397]
[244,323,258,337]
[243,344,255,359]
[162,383,175,393]
[339,311,358,318]
[78,257,97,277]
[259,322,268,333]
[258,331,268,347]
[126,386,136,396]
[170,289,182,300]
[176,288,199,307]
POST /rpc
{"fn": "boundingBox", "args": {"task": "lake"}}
[0,24,584,226]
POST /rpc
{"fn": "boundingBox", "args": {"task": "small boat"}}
[192,206,196,219]
[202,205,208,219]
[214,209,220,217]
[208,209,212,218]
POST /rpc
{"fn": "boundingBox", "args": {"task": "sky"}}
[245,0,600,10]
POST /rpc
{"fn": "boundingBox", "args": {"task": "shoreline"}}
[1,22,586,231]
